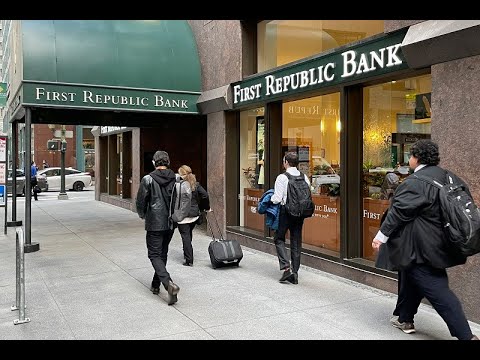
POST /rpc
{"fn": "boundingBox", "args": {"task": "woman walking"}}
[176,165,210,266]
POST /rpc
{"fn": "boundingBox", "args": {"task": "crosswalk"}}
[9,193,66,202]
[7,189,94,202]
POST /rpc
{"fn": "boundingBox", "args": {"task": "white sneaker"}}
[390,317,416,334]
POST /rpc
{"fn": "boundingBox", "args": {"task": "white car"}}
[37,167,92,191]
[312,173,341,186]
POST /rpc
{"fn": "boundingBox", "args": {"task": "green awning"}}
[9,20,201,119]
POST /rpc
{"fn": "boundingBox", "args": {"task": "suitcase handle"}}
[204,210,224,242]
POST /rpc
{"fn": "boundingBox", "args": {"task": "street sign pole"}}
[7,122,22,228]
[24,108,39,253]
[58,136,68,200]
[0,136,7,234]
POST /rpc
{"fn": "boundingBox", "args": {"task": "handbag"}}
[33,184,42,193]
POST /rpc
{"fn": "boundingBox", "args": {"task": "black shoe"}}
[287,273,298,284]
[167,281,180,305]
[279,268,293,282]
[150,286,160,295]
[182,261,193,267]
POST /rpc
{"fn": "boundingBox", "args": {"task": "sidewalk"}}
[1,191,479,340]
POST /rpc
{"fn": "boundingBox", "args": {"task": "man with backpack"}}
[136,150,180,306]
[371,139,478,340]
[271,152,313,285]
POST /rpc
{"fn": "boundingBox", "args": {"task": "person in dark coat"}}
[136,150,180,306]
[372,139,478,340]
[375,205,407,328]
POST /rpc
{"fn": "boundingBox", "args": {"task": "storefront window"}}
[239,107,265,235]
[362,74,432,261]
[83,127,95,178]
[283,93,341,257]
[257,20,384,72]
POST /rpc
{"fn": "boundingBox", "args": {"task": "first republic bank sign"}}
[19,83,200,114]
[232,30,409,108]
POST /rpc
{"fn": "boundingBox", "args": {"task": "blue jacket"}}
[257,189,280,230]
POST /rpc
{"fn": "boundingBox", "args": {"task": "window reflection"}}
[362,74,432,261]
[283,93,341,256]
[257,20,384,72]
[239,107,265,234]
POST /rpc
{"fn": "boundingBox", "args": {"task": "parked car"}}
[37,167,92,191]
[311,157,341,196]
[312,158,340,185]
[7,169,49,196]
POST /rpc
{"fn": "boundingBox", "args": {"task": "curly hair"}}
[409,139,440,166]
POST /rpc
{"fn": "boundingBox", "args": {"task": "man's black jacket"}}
[136,169,176,231]
[379,165,468,271]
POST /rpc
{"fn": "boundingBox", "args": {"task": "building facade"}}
[189,20,480,322]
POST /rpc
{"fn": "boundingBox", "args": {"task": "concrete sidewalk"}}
[1,191,479,340]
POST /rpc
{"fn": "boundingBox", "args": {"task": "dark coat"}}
[136,169,176,231]
[187,182,210,218]
[375,209,391,270]
[380,165,467,271]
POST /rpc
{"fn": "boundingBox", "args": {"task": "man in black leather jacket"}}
[136,150,180,305]
[372,140,477,340]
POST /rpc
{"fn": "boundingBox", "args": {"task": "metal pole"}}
[4,136,8,234]
[12,121,17,220]
[61,146,65,193]
[58,139,68,200]
[24,108,39,253]
[7,121,22,227]
[12,227,30,324]
[3,188,6,235]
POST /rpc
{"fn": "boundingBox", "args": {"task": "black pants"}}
[393,270,407,316]
[274,206,304,273]
[178,222,196,264]
[146,230,174,289]
[399,264,473,340]
[31,177,38,201]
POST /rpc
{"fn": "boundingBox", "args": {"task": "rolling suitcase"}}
[206,210,243,269]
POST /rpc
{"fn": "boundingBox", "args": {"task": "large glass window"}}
[83,126,95,178]
[239,107,265,235]
[362,74,432,261]
[283,93,341,257]
[257,20,384,72]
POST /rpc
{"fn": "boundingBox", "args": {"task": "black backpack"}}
[414,170,480,257]
[284,172,314,218]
